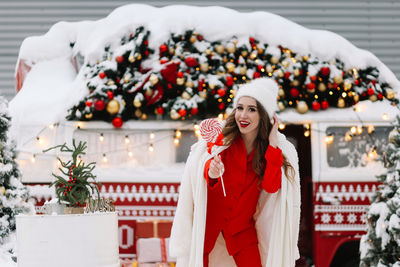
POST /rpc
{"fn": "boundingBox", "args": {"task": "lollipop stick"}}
[219,171,226,197]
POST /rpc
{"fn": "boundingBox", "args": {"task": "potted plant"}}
[43,139,101,214]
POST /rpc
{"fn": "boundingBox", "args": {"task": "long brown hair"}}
[222,100,295,182]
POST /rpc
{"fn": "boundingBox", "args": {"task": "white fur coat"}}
[169,132,301,267]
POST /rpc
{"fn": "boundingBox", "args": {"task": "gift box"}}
[135,220,173,239]
[136,237,176,263]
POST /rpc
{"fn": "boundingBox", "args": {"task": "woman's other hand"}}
[269,113,279,148]
[208,155,224,179]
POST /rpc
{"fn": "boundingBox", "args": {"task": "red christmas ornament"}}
[178,109,187,117]
[310,75,317,82]
[320,67,330,77]
[371,80,376,85]
[94,100,105,111]
[253,72,261,79]
[99,72,106,79]
[185,57,198,67]
[159,44,168,54]
[191,107,199,115]
[197,35,204,41]
[249,37,255,44]
[112,117,123,128]
[160,59,169,64]
[198,79,205,91]
[144,40,149,46]
[177,72,184,78]
[299,69,303,76]
[306,83,316,90]
[257,65,264,71]
[367,88,375,96]
[362,92,367,97]
[85,100,92,107]
[116,78,120,84]
[225,76,234,87]
[355,80,360,86]
[290,88,299,98]
[217,88,226,97]
[145,50,149,56]
[312,101,321,111]
[156,107,165,115]
[107,91,114,100]
[378,93,383,100]
[115,56,124,63]
[321,100,329,110]
[285,72,291,79]
[218,103,225,110]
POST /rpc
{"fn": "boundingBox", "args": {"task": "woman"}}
[170,78,301,267]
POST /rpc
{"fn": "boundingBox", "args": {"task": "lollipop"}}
[200,118,226,197]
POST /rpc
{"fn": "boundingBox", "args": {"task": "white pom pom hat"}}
[233,78,279,119]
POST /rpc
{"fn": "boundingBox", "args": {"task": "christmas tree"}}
[0,97,34,261]
[43,140,101,208]
[66,27,399,128]
[360,115,400,266]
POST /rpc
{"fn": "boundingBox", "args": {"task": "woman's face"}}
[235,96,260,138]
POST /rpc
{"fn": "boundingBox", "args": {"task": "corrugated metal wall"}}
[1,0,399,101]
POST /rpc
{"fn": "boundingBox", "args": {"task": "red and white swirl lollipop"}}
[200,118,226,197]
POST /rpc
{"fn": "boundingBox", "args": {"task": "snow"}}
[0,234,17,267]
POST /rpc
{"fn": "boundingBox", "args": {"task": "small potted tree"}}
[43,139,101,214]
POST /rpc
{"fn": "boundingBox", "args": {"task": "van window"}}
[326,126,393,168]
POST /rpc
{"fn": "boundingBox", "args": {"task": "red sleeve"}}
[261,145,283,193]
[204,158,220,189]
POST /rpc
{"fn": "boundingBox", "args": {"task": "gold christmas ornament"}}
[241,50,248,57]
[296,101,308,114]
[250,52,257,60]
[266,65,273,73]
[226,44,236,53]
[145,89,153,97]
[185,80,194,88]
[292,80,300,87]
[226,62,236,73]
[276,69,284,78]
[199,91,207,99]
[333,75,343,84]
[170,109,180,120]
[215,45,225,54]
[176,78,185,86]
[386,89,395,100]
[281,60,290,68]
[149,74,159,85]
[133,98,142,108]
[141,113,148,120]
[85,113,93,119]
[344,80,352,90]
[135,109,142,118]
[0,186,5,195]
[307,87,316,94]
[107,80,115,86]
[293,69,300,76]
[169,48,175,55]
[353,94,360,103]
[200,63,209,73]
[239,66,247,75]
[278,101,286,111]
[190,35,197,43]
[106,100,120,115]
[123,76,130,84]
[257,48,264,54]
[209,83,215,90]
[128,55,135,63]
[182,91,191,100]
[278,89,285,97]
[136,54,142,60]
[318,83,327,92]
[302,55,309,61]
[369,94,378,102]
[205,49,212,55]
[270,56,279,65]
[337,98,345,108]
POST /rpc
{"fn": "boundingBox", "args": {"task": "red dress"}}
[203,136,283,265]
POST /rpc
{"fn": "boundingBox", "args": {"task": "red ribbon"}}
[160,237,167,262]
[207,133,224,154]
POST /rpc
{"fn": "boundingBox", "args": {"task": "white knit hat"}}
[233,78,279,119]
